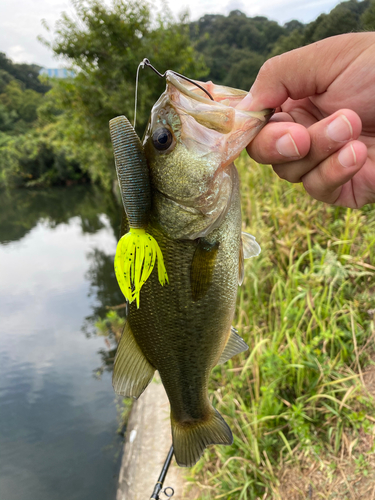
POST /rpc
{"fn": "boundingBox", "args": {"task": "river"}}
[0,186,126,500]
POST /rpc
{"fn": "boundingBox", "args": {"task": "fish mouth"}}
[162,72,273,166]
[166,71,273,120]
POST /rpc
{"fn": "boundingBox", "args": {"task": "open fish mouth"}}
[166,71,273,127]
[159,71,273,168]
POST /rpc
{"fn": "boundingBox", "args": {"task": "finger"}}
[269,112,295,123]
[301,140,368,207]
[237,33,371,111]
[273,109,362,183]
[247,121,311,165]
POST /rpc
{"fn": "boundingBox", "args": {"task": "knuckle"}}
[273,164,301,183]
[301,174,315,195]
[259,57,279,78]
[302,164,327,198]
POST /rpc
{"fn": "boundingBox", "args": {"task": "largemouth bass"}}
[110,73,272,467]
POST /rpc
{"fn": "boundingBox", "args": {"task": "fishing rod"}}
[150,444,175,499]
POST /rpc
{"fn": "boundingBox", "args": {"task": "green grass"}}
[189,154,375,499]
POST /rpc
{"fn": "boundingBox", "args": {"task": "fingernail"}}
[338,144,356,168]
[276,133,300,158]
[327,115,353,142]
[237,92,253,110]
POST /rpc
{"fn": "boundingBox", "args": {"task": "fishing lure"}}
[109,60,214,308]
[109,115,168,308]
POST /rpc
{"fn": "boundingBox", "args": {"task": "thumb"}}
[237,33,366,111]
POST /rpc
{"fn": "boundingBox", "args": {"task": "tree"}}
[190,11,288,86]
[0,80,43,133]
[0,53,50,94]
[361,0,375,28]
[304,0,369,43]
[39,0,208,187]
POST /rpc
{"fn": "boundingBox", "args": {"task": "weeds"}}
[190,155,375,499]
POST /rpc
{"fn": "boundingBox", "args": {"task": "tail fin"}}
[171,408,233,467]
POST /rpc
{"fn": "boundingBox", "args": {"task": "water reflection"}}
[0,185,120,244]
[0,186,125,500]
[84,248,124,335]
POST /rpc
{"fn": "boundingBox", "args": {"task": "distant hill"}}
[0,53,50,94]
[190,0,373,90]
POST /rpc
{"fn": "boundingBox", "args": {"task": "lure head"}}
[143,72,273,206]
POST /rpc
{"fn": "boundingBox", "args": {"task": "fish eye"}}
[152,128,173,151]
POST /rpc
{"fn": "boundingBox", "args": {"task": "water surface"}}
[0,187,125,500]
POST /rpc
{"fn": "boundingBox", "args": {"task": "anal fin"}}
[112,322,155,398]
[217,326,248,365]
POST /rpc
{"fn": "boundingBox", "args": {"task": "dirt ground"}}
[275,361,375,500]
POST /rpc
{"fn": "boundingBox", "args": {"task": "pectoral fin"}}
[112,322,155,398]
[191,238,220,302]
[239,232,261,285]
[242,231,261,258]
[217,326,248,365]
[239,239,245,285]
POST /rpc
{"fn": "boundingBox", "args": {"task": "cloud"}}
[224,0,246,15]
[0,0,344,66]
[6,45,35,64]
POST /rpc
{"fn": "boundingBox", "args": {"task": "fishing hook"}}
[142,58,214,101]
[134,58,214,128]
[149,444,175,499]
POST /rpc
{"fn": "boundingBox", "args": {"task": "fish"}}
[109,72,273,467]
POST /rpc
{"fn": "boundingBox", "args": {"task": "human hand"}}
[239,33,375,208]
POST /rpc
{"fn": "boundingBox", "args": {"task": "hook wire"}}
[134,58,214,130]
[142,58,214,101]
[134,60,146,129]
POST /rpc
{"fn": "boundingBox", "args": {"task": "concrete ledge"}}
[116,376,189,500]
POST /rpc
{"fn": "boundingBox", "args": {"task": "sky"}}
[0,0,345,68]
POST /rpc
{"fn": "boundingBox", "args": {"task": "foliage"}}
[191,1,372,85]
[0,0,207,188]
[361,0,375,28]
[190,11,285,89]
[0,53,89,188]
[0,52,50,94]
[0,80,43,133]
[37,0,208,187]
[189,154,375,499]
[303,0,369,43]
